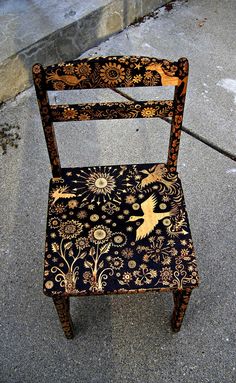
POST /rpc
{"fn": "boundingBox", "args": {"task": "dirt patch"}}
[0,123,21,154]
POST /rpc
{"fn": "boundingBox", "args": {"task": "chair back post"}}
[32,64,61,177]
[167,57,189,172]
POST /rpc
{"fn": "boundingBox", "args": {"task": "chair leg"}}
[52,296,74,339]
[171,288,192,332]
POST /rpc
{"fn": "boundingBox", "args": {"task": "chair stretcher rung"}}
[49,100,174,121]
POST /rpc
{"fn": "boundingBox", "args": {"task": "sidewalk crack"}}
[112,88,236,162]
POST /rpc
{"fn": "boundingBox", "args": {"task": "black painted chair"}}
[33,56,199,338]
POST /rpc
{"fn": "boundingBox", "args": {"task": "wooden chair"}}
[32,56,199,339]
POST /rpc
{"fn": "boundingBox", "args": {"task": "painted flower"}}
[90,214,99,222]
[132,203,140,210]
[64,64,74,75]
[49,217,61,229]
[53,81,65,90]
[141,57,151,64]
[112,232,127,247]
[133,264,157,286]
[144,71,153,79]
[75,236,89,249]
[102,201,120,215]
[162,256,171,266]
[77,210,87,219]
[83,271,93,284]
[59,220,83,239]
[63,108,78,120]
[68,199,78,209]
[32,64,41,74]
[110,257,124,270]
[75,63,91,77]
[125,195,136,204]
[181,248,189,257]
[128,260,136,269]
[133,74,142,83]
[79,113,91,120]
[88,225,112,244]
[160,267,172,285]
[45,280,54,289]
[141,107,156,118]
[51,203,66,214]
[143,254,149,262]
[100,62,125,85]
[86,171,116,196]
[121,247,134,259]
[122,272,132,283]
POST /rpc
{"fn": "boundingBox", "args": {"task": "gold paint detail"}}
[127,194,176,241]
[51,186,76,205]
[94,229,106,240]
[159,203,167,210]
[146,63,179,86]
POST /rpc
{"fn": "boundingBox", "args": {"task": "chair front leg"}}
[171,288,192,332]
[53,296,74,339]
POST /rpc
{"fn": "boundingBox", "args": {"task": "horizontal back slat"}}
[43,56,180,90]
[32,56,189,176]
[50,100,174,122]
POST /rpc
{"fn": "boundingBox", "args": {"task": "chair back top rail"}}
[39,56,185,90]
[32,56,188,176]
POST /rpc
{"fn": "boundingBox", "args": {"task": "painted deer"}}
[146,63,187,96]
[51,186,76,204]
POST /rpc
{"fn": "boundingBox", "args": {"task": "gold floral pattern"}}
[63,108,78,120]
[100,62,125,85]
[88,225,112,244]
[86,171,116,195]
[58,220,83,239]
[75,63,91,77]
[141,107,156,118]
[43,163,199,296]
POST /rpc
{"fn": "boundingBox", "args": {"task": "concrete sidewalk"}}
[0,0,235,382]
[0,0,167,102]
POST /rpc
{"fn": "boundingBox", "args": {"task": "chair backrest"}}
[32,56,188,177]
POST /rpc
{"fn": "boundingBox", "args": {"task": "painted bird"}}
[140,164,175,189]
[127,194,177,241]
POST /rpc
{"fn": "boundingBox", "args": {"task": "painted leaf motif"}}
[52,243,59,252]
[64,241,72,250]
[89,247,95,256]
[80,251,87,259]
[99,261,104,269]
[84,260,93,268]
[100,243,111,254]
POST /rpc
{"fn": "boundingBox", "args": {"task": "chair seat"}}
[44,163,199,296]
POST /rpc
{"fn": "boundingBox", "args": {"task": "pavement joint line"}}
[113,88,236,162]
